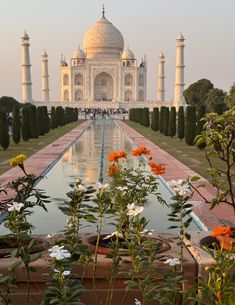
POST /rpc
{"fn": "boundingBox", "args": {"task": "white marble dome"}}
[121,48,135,60]
[71,47,86,59]
[83,15,124,59]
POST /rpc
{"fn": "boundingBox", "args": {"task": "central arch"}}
[94,72,113,101]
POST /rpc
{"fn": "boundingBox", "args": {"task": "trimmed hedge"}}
[163,107,169,136]
[185,106,197,145]
[12,105,21,144]
[168,107,176,137]
[151,107,159,131]
[177,106,185,140]
[0,107,10,150]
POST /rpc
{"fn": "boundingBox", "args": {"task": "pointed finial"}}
[102,5,105,18]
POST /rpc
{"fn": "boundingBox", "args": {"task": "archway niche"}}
[124,90,133,101]
[75,89,83,101]
[94,72,113,101]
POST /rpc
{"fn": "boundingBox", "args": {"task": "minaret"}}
[21,31,32,103]
[174,32,185,109]
[157,52,165,103]
[41,50,50,102]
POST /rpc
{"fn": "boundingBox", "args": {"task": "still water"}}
[27,119,199,234]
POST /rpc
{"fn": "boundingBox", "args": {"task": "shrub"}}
[12,105,21,144]
[143,108,150,127]
[163,107,169,136]
[37,107,44,136]
[185,106,197,145]
[151,107,159,131]
[177,106,185,140]
[160,106,165,133]
[196,105,206,149]
[51,106,56,129]
[0,107,10,149]
[22,106,30,141]
[168,107,176,137]
[29,105,38,138]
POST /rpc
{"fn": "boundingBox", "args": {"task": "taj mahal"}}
[21,7,185,110]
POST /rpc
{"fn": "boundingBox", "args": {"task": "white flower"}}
[168,179,192,196]
[140,229,154,236]
[164,258,180,266]
[97,182,109,190]
[54,269,71,277]
[7,202,24,212]
[77,184,86,191]
[103,231,123,240]
[49,245,71,260]
[135,298,142,305]
[127,203,144,217]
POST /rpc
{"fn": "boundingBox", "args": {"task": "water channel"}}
[25,119,200,235]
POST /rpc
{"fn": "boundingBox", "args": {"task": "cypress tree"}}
[12,105,21,144]
[51,106,56,129]
[0,107,10,150]
[168,107,176,137]
[151,107,159,131]
[139,108,144,125]
[185,106,197,145]
[29,105,38,138]
[37,107,44,136]
[22,106,30,141]
[177,106,185,140]
[74,108,78,121]
[159,106,165,133]
[163,107,169,136]
[143,108,150,127]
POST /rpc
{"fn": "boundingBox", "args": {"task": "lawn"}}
[125,120,228,180]
[0,120,84,175]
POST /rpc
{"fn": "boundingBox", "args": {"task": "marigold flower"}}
[9,154,27,167]
[212,226,232,238]
[108,151,127,162]
[108,164,119,177]
[132,146,150,157]
[148,161,165,175]
[217,291,222,301]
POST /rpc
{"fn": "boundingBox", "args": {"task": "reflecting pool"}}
[26,119,200,234]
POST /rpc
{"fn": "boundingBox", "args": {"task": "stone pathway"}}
[116,120,235,230]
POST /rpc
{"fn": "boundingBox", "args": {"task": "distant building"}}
[60,8,147,106]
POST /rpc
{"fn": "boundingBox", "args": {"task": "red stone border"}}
[116,120,235,230]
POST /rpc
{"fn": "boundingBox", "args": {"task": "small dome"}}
[121,48,135,60]
[83,15,124,59]
[158,51,164,58]
[22,31,29,40]
[42,50,48,57]
[177,32,185,40]
[71,48,86,59]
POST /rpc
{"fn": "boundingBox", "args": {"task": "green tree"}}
[183,79,214,109]
[12,105,21,144]
[142,108,150,127]
[29,105,38,138]
[205,88,226,113]
[163,107,169,136]
[151,107,159,131]
[0,96,20,113]
[168,107,176,137]
[37,107,44,136]
[185,106,197,145]
[51,106,56,129]
[159,106,165,134]
[0,107,10,150]
[22,106,30,141]
[177,106,185,140]
[225,83,235,108]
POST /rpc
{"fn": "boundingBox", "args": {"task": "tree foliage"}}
[12,105,21,144]
[185,106,197,145]
[159,106,165,134]
[29,105,38,138]
[163,107,169,136]
[177,106,185,140]
[22,106,30,141]
[225,83,235,108]
[205,88,227,113]
[0,96,20,113]
[183,79,214,109]
[168,107,176,137]
[151,107,159,131]
[0,107,10,149]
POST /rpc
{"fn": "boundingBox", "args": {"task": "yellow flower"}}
[9,154,28,168]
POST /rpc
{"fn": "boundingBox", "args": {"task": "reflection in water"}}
[25,119,199,234]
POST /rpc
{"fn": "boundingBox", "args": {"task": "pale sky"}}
[0,0,235,102]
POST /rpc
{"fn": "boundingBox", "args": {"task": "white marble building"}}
[60,9,147,106]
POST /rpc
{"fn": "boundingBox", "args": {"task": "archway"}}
[75,89,83,101]
[124,74,133,86]
[63,74,69,86]
[94,72,113,101]
[63,90,69,101]
[139,90,144,101]
[139,74,144,86]
[124,90,133,101]
[74,74,83,86]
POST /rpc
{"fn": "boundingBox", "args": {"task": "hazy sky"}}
[0,0,235,102]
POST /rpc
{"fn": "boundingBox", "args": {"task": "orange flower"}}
[132,146,150,157]
[108,165,119,177]
[148,161,165,175]
[217,291,222,301]
[108,151,127,163]
[212,226,232,238]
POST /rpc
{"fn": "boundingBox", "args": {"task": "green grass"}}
[125,120,227,180]
[0,120,84,175]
